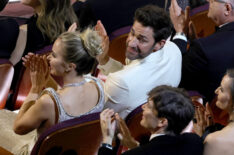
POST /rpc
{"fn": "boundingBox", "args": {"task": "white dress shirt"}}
[98,40,182,118]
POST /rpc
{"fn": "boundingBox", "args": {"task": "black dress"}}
[0,18,19,58]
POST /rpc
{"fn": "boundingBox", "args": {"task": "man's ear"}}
[153,39,166,52]
[157,118,168,128]
[224,3,232,16]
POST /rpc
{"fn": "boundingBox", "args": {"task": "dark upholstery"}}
[0,59,14,109]
[31,112,102,155]
[109,26,131,41]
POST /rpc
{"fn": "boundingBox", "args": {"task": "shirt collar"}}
[149,133,165,141]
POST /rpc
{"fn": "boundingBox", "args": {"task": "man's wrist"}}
[101,143,113,150]
[175,32,186,37]
[102,137,113,145]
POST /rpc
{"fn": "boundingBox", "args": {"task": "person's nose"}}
[127,35,138,47]
[141,103,146,110]
[215,87,220,95]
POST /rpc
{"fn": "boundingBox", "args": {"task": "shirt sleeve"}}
[103,73,130,118]
[98,58,124,76]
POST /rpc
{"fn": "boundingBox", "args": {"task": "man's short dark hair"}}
[148,85,194,135]
[134,5,172,43]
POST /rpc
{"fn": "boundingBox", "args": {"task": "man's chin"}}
[126,52,138,60]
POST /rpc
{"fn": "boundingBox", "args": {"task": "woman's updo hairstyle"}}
[58,28,103,75]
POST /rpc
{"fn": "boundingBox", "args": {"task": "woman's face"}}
[21,0,40,8]
[215,75,232,111]
[47,38,67,76]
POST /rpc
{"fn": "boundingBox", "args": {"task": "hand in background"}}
[22,52,35,67]
[95,20,110,65]
[193,102,214,136]
[100,109,116,145]
[116,113,139,149]
[68,22,78,32]
[169,0,190,33]
[29,55,50,93]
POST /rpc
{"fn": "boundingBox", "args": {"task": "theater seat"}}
[0,59,14,109]
[0,146,13,155]
[31,112,102,155]
[190,4,216,38]
[117,104,150,154]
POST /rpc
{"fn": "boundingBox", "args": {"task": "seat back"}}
[108,26,131,64]
[190,4,216,38]
[31,112,102,155]
[0,59,14,109]
[210,96,229,126]
[117,104,150,154]
[125,104,150,142]
[0,146,13,155]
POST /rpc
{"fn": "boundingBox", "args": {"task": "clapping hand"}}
[100,109,116,145]
[95,20,110,65]
[116,113,139,149]
[29,55,50,93]
[169,0,197,40]
[68,22,78,32]
[193,102,214,136]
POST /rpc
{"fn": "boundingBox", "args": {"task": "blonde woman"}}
[0,28,104,155]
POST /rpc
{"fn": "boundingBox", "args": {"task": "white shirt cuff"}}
[173,33,187,42]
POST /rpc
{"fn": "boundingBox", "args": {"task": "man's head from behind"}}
[140,85,194,135]
[125,5,172,60]
[207,0,234,25]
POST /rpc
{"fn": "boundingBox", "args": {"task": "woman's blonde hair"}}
[37,0,78,42]
[58,28,103,75]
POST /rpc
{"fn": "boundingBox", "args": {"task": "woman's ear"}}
[65,63,76,73]
[153,39,166,52]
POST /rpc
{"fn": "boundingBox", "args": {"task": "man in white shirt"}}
[96,5,182,118]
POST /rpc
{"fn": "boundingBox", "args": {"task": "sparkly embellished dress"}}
[0,76,104,155]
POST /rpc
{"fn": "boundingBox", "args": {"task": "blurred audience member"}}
[0,0,19,58]
[9,0,78,65]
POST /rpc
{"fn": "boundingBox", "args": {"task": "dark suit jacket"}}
[73,0,170,34]
[0,18,19,58]
[98,133,203,155]
[173,22,234,101]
